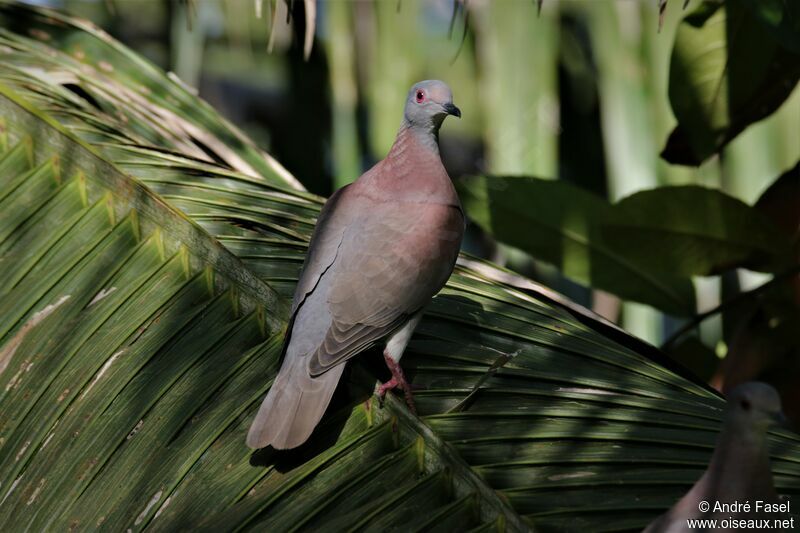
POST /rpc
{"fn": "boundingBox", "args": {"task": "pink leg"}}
[377,351,417,414]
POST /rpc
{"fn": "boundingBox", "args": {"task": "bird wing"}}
[288,186,353,317]
[306,199,463,376]
[245,186,355,450]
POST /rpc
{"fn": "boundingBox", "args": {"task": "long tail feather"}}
[247,358,344,450]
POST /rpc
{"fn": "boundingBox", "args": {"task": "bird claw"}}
[376,380,416,414]
[377,376,397,408]
[377,353,417,414]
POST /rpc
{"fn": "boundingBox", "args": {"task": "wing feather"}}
[307,202,463,376]
[289,186,353,316]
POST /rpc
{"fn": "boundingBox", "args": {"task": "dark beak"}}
[443,103,461,118]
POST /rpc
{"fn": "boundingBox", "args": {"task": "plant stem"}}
[662,265,800,350]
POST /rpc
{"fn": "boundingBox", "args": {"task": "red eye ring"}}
[415,90,425,103]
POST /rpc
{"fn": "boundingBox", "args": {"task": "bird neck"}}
[708,422,776,497]
[391,119,441,157]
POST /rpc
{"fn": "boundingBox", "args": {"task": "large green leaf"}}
[0,6,320,295]
[2,4,800,531]
[662,0,800,165]
[458,175,796,312]
[605,185,796,276]
[0,86,516,531]
[457,175,696,316]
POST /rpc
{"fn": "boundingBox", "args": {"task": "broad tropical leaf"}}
[606,185,796,276]
[458,175,796,311]
[2,4,800,531]
[662,0,800,165]
[457,175,696,316]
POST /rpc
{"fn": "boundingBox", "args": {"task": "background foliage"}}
[0,0,799,530]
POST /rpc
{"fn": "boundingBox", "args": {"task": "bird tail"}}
[246,356,344,450]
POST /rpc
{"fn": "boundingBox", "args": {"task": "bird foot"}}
[377,377,399,401]
[377,352,417,414]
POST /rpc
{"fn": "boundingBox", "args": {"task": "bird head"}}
[726,382,787,433]
[403,80,461,132]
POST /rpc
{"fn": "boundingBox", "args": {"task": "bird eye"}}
[415,90,425,103]
[740,399,751,411]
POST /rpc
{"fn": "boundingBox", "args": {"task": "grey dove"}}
[247,80,464,450]
[644,382,790,532]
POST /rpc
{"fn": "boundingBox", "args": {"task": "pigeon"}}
[247,80,464,450]
[644,382,789,532]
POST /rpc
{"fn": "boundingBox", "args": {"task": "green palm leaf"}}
[0,85,518,531]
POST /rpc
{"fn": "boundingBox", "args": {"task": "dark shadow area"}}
[557,12,608,198]
[62,83,103,111]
